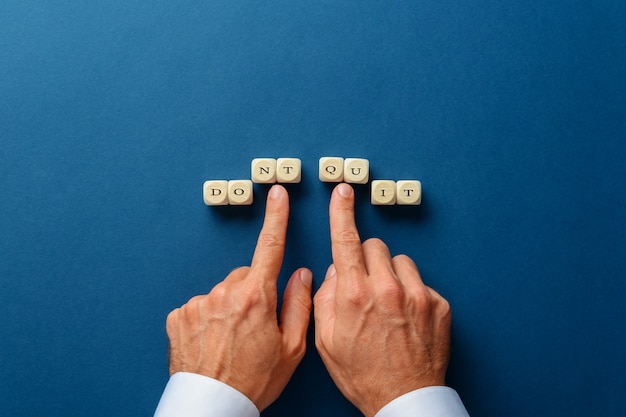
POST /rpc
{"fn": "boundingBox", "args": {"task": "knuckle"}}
[208,283,228,302]
[362,237,385,249]
[165,308,180,334]
[334,229,361,246]
[436,295,452,320]
[257,231,285,249]
[377,278,405,305]
[413,286,435,313]
[393,253,412,266]
[286,338,307,362]
[345,283,369,307]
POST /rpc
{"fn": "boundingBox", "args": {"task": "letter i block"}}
[228,180,254,205]
[396,180,422,205]
[344,158,369,184]
[251,158,277,184]
[371,180,396,205]
[319,157,344,182]
[276,158,301,183]
[203,180,229,206]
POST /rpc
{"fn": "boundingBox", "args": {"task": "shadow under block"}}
[251,158,277,184]
[319,157,344,182]
[203,180,229,206]
[276,158,301,183]
[343,158,369,184]
[228,180,254,205]
[371,180,397,205]
[396,180,422,205]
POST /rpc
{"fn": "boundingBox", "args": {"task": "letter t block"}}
[276,158,302,183]
[396,180,422,205]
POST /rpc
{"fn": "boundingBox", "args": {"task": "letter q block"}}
[203,180,229,206]
[396,180,422,205]
[228,180,253,205]
[319,157,344,182]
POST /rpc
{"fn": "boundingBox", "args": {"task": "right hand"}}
[313,183,453,417]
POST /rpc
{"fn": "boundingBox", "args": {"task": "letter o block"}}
[344,158,369,184]
[396,180,422,205]
[228,180,253,205]
[203,180,229,206]
[319,157,344,182]
[371,180,396,205]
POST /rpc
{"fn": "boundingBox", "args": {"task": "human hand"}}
[314,183,452,417]
[166,185,313,411]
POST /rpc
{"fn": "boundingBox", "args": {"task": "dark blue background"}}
[2,1,625,416]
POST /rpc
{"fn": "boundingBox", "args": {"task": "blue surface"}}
[2,1,626,415]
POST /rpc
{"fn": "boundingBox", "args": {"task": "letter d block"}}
[203,180,229,206]
[228,180,253,205]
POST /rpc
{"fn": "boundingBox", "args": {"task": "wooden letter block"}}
[276,158,301,183]
[251,158,277,184]
[319,157,344,182]
[396,180,422,205]
[371,180,396,205]
[343,158,369,184]
[203,180,228,206]
[228,180,253,205]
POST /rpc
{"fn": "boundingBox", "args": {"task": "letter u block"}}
[343,158,369,184]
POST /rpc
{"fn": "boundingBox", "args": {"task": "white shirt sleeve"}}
[154,372,259,417]
[375,386,470,417]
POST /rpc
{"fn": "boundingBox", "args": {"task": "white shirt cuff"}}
[154,372,260,417]
[375,386,469,417]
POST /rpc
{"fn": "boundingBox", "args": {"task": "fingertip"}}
[336,183,353,198]
[325,264,337,281]
[268,184,287,200]
[299,268,313,288]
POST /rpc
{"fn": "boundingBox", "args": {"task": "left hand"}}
[165,185,313,411]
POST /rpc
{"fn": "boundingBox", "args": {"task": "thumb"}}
[280,268,313,353]
[313,264,337,339]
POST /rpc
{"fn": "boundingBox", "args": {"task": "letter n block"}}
[251,158,277,184]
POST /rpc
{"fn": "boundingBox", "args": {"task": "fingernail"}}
[300,269,313,288]
[325,264,336,280]
[269,184,284,199]
[337,183,353,198]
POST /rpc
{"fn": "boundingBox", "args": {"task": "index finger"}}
[250,184,289,279]
[329,183,367,280]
